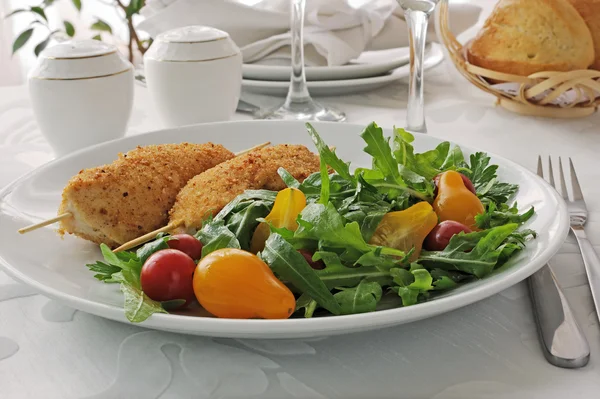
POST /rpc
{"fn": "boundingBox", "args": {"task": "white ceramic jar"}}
[28,40,134,157]
[143,26,242,127]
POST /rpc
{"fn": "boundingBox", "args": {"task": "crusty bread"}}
[467,0,594,76]
[567,0,600,70]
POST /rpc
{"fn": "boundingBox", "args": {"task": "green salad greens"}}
[87,122,536,322]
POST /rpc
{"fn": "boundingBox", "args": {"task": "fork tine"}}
[558,157,569,200]
[569,158,585,201]
[537,155,543,178]
[548,156,556,188]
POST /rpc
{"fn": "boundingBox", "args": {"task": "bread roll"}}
[467,0,594,76]
[567,0,600,70]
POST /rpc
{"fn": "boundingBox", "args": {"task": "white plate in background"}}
[242,46,412,82]
[242,44,444,96]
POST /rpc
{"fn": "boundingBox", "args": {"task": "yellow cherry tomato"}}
[250,187,306,253]
[369,202,438,260]
[193,248,295,319]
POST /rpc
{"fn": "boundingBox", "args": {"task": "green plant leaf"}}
[85,261,121,282]
[306,123,354,183]
[419,224,520,278]
[334,280,382,314]
[278,167,300,189]
[12,28,34,54]
[113,270,167,323]
[295,293,318,318]
[34,35,51,56]
[224,199,271,250]
[475,202,534,229]
[71,0,82,11]
[126,0,146,17]
[195,218,241,257]
[261,234,341,315]
[92,34,102,41]
[30,6,47,22]
[64,20,75,37]
[136,235,171,264]
[360,122,404,188]
[91,19,112,34]
[5,9,27,18]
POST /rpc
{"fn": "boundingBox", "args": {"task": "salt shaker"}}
[28,40,134,157]
[143,26,242,127]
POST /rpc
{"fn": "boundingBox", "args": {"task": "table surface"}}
[2,6,600,398]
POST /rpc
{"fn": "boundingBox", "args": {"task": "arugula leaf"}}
[430,269,470,290]
[440,145,467,170]
[101,244,142,275]
[390,265,434,306]
[214,190,276,222]
[318,156,330,205]
[136,234,171,263]
[195,218,241,257]
[113,270,167,323]
[224,200,271,250]
[297,203,370,252]
[475,202,534,229]
[336,176,392,241]
[306,123,355,183]
[463,153,518,204]
[295,293,318,318]
[278,167,300,189]
[334,280,382,314]
[419,224,519,278]
[261,234,341,315]
[313,251,391,289]
[86,261,120,282]
[361,122,404,188]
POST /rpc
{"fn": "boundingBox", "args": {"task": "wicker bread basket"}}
[437,0,600,118]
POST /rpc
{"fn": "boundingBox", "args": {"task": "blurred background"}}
[0,0,378,86]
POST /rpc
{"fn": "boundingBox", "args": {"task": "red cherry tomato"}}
[424,221,472,251]
[141,249,196,308]
[167,234,203,260]
[433,173,476,196]
[298,249,325,270]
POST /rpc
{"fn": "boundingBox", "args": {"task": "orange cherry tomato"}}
[369,202,438,260]
[193,248,295,319]
[433,171,484,229]
[250,187,306,253]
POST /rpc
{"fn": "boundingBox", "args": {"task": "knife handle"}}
[527,264,590,368]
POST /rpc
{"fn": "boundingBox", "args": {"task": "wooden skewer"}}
[16,141,271,236]
[18,213,72,234]
[112,222,182,253]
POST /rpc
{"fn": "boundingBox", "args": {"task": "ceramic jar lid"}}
[28,40,132,80]
[144,26,241,62]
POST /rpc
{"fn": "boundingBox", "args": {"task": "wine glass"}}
[255,0,346,122]
[397,0,439,133]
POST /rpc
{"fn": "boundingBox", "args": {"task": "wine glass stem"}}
[284,0,311,107]
[405,8,429,134]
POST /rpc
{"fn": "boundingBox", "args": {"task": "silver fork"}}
[526,156,590,368]
[551,156,600,320]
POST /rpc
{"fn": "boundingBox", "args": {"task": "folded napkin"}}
[137,0,481,67]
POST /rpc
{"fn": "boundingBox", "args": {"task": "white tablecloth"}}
[1,4,600,397]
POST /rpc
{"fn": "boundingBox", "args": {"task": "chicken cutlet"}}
[58,142,235,247]
[170,144,320,233]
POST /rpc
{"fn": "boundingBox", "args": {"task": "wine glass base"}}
[255,100,346,122]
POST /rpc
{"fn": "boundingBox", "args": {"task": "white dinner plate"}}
[242,44,444,96]
[0,120,569,339]
[242,47,412,82]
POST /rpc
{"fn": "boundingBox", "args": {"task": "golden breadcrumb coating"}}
[58,143,234,247]
[170,144,320,232]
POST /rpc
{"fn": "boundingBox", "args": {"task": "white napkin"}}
[137,0,481,67]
